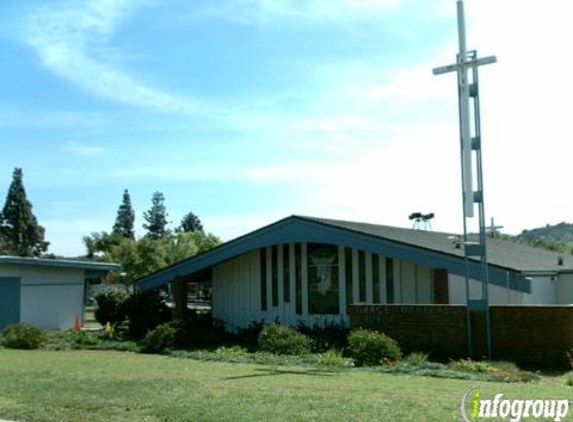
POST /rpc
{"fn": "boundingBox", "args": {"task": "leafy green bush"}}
[258,323,311,355]
[214,345,249,357]
[447,359,537,383]
[404,352,429,366]
[124,291,171,339]
[448,358,493,373]
[94,289,129,325]
[74,330,100,346]
[347,328,401,366]
[297,321,349,353]
[140,322,176,354]
[317,349,354,368]
[2,323,46,349]
[171,313,228,349]
[235,320,265,350]
[566,378,573,387]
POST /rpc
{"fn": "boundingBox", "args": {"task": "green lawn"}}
[0,349,571,422]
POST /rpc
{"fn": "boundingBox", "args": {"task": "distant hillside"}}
[519,222,573,242]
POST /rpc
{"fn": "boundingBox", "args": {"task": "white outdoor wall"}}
[0,264,85,329]
[448,273,557,305]
[212,250,261,332]
[19,266,84,329]
[555,273,573,304]
[212,244,437,330]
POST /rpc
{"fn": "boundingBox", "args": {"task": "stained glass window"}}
[307,243,339,315]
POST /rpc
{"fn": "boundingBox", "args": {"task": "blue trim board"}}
[0,277,20,330]
[137,216,531,294]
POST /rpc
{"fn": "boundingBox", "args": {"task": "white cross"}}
[432,0,496,218]
[487,217,504,237]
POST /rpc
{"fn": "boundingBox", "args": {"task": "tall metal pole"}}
[433,0,497,360]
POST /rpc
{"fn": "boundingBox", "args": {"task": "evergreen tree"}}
[178,211,203,232]
[142,191,169,239]
[112,189,135,239]
[0,168,49,256]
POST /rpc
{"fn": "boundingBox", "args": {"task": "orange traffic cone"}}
[75,314,82,331]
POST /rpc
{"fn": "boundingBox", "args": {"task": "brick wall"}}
[350,304,573,368]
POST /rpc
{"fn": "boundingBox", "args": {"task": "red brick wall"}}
[350,304,573,368]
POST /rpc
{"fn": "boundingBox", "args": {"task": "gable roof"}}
[136,215,568,293]
[304,216,573,274]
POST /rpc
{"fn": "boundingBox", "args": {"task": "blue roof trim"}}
[0,256,122,272]
[137,216,531,294]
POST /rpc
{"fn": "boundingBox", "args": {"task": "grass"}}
[1,349,572,422]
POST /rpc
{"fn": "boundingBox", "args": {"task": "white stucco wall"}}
[448,273,556,305]
[0,264,85,330]
[555,273,573,304]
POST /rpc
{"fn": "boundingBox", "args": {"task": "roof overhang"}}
[137,216,531,293]
[0,255,122,272]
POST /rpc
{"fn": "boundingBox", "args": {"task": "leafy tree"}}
[83,231,123,259]
[178,211,203,232]
[142,191,169,240]
[112,189,135,239]
[89,231,222,283]
[0,168,49,256]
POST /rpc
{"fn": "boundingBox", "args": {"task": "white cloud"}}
[197,0,409,26]
[24,0,194,113]
[64,141,106,157]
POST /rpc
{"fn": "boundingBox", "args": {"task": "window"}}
[260,248,267,311]
[386,257,394,304]
[307,243,339,314]
[272,245,278,307]
[295,243,302,314]
[283,245,290,302]
[358,250,366,302]
[345,247,353,311]
[373,255,380,303]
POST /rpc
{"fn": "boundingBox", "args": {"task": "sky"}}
[0,0,572,257]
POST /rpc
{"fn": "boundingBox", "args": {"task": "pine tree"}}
[178,211,203,232]
[0,168,49,256]
[112,189,135,239]
[142,191,169,239]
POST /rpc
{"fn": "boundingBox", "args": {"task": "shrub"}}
[2,323,46,349]
[317,349,354,368]
[258,323,311,355]
[347,328,401,366]
[566,378,573,387]
[171,313,228,349]
[94,289,128,325]
[124,291,171,339]
[235,320,265,350]
[448,358,492,373]
[140,322,176,354]
[297,321,349,353]
[74,330,100,346]
[214,345,249,357]
[404,352,429,366]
